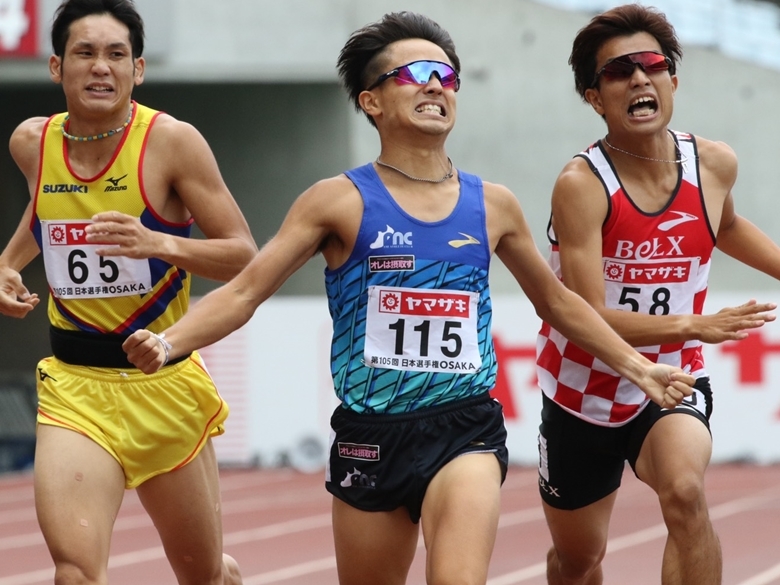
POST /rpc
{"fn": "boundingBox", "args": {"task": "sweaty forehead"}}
[595,32,662,67]
[381,38,452,69]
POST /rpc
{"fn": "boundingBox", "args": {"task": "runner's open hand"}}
[695,299,776,344]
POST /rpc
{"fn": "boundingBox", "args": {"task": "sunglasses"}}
[591,51,674,87]
[367,60,461,92]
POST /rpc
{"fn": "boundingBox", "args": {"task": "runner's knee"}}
[53,561,104,585]
[548,543,605,580]
[658,474,707,526]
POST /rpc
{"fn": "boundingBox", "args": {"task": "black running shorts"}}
[538,377,712,510]
[326,393,508,523]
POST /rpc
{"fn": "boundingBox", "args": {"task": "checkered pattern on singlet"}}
[536,131,713,426]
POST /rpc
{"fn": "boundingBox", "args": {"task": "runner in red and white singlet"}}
[538,6,780,585]
[538,131,712,425]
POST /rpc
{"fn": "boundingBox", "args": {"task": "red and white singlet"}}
[536,131,714,426]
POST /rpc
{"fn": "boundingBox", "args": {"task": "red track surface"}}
[1,464,779,584]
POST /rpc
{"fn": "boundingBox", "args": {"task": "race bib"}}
[41,220,152,299]
[604,256,701,315]
[364,285,482,374]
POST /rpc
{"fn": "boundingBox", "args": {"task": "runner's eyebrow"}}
[70,41,130,51]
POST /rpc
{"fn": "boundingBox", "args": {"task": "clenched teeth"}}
[416,104,443,115]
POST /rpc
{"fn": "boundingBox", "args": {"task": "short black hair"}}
[570,3,682,101]
[51,0,145,58]
[337,11,460,126]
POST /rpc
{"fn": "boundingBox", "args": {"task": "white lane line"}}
[218,470,301,491]
[0,569,54,585]
[736,563,780,585]
[0,513,332,585]
[0,487,34,506]
[0,470,307,525]
[242,557,337,585]
[486,563,547,585]
[238,506,548,584]
[0,532,44,550]
[2,487,779,585]
[485,490,780,585]
[498,507,546,527]
[222,514,332,546]
[0,486,324,550]
[0,507,36,526]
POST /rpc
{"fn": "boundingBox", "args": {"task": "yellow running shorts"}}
[36,351,228,488]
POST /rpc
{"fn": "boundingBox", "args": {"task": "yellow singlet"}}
[30,101,228,486]
[32,101,192,335]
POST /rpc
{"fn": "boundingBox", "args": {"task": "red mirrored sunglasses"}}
[591,51,674,87]
[367,60,461,92]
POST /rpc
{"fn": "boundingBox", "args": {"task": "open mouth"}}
[628,96,657,117]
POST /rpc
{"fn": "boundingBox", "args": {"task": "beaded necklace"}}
[61,107,133,142]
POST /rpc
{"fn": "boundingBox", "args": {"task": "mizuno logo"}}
[448,233,480,248]
[657,211,698,232]
[105,174,127,187]
[104,174,128,192]
[38,368,57,382]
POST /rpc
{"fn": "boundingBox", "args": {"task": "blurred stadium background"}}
[2,0,780,473]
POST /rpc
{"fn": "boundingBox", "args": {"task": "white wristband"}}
[149,332,172,367]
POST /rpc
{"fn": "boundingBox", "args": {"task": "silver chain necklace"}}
[603,134,688,172]
[375,157,454,183]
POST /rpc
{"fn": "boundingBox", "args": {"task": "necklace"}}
[61,107,133,142]
[375,157,454,184]
[603,134,688,171]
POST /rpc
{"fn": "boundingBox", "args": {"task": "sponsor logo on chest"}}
[613,235,686,260]
[42,184,88,194]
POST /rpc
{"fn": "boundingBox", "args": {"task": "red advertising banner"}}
[0,0,37,58]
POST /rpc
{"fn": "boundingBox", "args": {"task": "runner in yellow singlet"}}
[0,1,256,583]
